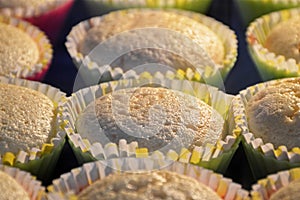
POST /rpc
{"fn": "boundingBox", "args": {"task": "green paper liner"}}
[47,158,250,200]
[235,0,300,26]
[251,167,300,200]
[229,77,300,181]
[0,164,46,200]
[0,76,67,182]
[0,15,52,80]
[66,8,237,89]
[82,0,212,14]
[62,78,239,174]
[246,8,300,81]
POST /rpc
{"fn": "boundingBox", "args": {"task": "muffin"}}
[0,165,46,200]
[0,76,66,182]
[66,9,237,88]
[235,0,300,26]
[246,8,300,81]
[0,0,74,43]
[47,158,249,200]
[77,170,222,200]
[0,16,52,81]
[76,87,224,153]
[250,167,300,200]
[82,0,212,17]
[229,77,300,180]
[62,78,239,173]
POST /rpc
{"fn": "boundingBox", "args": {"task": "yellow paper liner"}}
[251,167,300,200]
[0,76,67,172]
[0,15,52,79]
[65,8,237,86]
[0,164,46,200]
[0,0,70,18]
[63,78,239,173]
[47,158,249,200]
[229,77,300,181]
[246,8,300,81]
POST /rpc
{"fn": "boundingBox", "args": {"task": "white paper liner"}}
[0,164,46,200]
[63,78,238,168]
[229,77,300,163]
[47,158,249,200]
[0,76,67,165]
[246,8,300,80]
[251,167,300,200]
[0,0,70,18]
[0,16,52,79]
[65,8,237,85]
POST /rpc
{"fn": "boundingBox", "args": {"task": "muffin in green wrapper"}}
[61,78,239,174]
[235,0,300,26]
[0,76,67,183]
[229,77,300,181]
[82,0,212,16]
[251,167,300,200]
[246,8,300,81]
[66,8,237,89]
[47,158,250,200]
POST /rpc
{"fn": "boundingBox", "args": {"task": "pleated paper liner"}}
[0,0,74,44]
[62,77,240,174]
[82,0,212,15]
[235,0,300,26]
[246,8,300,81]
[0,15,52,81]
[0,164,46,200]
[229,77,300,181]
[66,8,237,89]
[47,158,250,200]
[251,167,300,200]
[0,76,67,183]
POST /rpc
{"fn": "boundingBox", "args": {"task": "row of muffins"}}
[1,1,300,200]
[1,5,300,88]
[2,74,300,199]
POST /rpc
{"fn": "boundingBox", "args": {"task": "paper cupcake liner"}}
[0,0,74,43]
[0,165,46,200]
[47,158,249,200]
[246,8,300,81]
[82,0,212,15]
[0,76,67,182]
[63,78,239,174]
[251,167,300,200]
[229,77,300,180]
[0,15,53,81]
[66,8,237,88]
[235,0,300,26]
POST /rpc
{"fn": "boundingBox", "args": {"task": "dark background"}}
[43,0,262,189]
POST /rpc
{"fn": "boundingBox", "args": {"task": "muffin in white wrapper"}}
[47,158,249,200]
[0,76,67,183]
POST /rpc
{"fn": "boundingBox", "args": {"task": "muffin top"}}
[79,9,224,65]
[246,79,300,149]
[0,0,55,8]
[0,83,55,154]
[0,170,30,200]
[76,87,224,152]
[270,179,300,200]
[0,22,39,77]
[77,170,222,200]
[264,16,300,63]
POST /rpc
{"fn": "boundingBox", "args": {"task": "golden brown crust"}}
[0,83,55,154]
[78,170,222,200]
[0,23,39,77]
